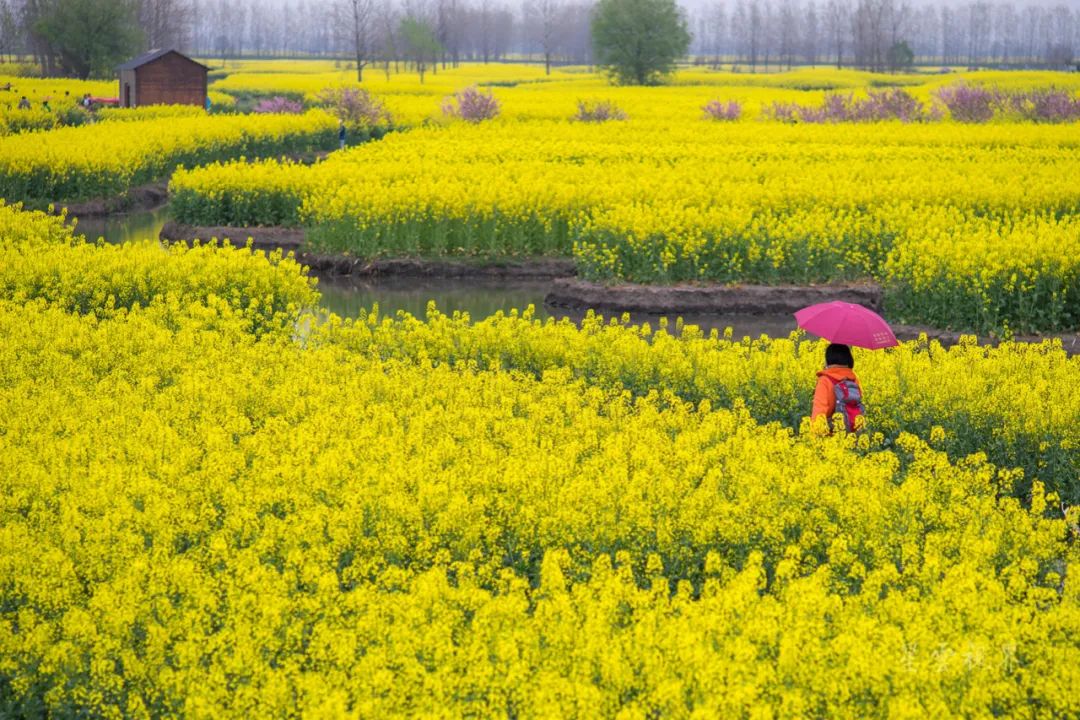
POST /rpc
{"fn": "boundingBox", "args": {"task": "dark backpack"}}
[825,376,865,433]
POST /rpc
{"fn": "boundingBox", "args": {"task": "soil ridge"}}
[546,277,883,314]
[56,181,170,218]
[160,221,576,279]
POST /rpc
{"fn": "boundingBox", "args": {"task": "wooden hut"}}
[117,49,208,108]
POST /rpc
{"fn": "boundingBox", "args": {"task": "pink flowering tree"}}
[766,89,931,123]
[317,86,393,131]
[702,99,742,121]
[253,96,305,114]
[572,99,628,122]
[933,84,998,123]
[442,86,501,123]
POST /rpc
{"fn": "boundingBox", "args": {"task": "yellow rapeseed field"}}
[1,201,1079,717]
[0,75,115,134]
[3,63,1079,715]
[0,110,337,203]
[205,62,1080,124]
[172,118,1080,332]
[0,74,235,135]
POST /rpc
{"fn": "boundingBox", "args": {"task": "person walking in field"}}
[795,301,895,434]
[811,343,866,434]
[17,96,30,109]
[338,120,347,150]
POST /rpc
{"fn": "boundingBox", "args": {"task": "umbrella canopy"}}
[794,301,898,350]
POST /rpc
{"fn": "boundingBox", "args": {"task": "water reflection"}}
[317,277,800,338]
[317,277,562,321]
[71,208,169,245]
[68,210,803,338]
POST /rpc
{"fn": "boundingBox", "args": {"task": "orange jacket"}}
[811,366,862,433]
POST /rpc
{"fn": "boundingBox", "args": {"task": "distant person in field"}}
[17,96,30,109]
[42,97,51,112]
[811,343,866,434]
[0,82,12,91]
[338,120,346,150]
[205,95,212,112]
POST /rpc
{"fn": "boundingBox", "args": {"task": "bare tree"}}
[747,0,763,69]
[761,0,773,70]
[824,0,849,67]
[777,0,797,69]
[992,2,1016,66]
[0,0,19,62]
[709,2,728,67]
[66,0,1074,73]
[525,0,562,74]
[137,0,193,50]
[966,1,991,68]
[852,0,902,71]
[559,1,593,66]
[338,0,376,80]
[478,0,493,62]
[379,2,400,77]
[802,0,818,65]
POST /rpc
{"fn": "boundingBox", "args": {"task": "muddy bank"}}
[161,220,304,250]
[888,324,1080,355]
[57,181,170,218]
[160,221,577,279]
[545,278,1079,353]
[54,152,332,220]
[158,223,1079,353]
[319,256,577,280]
[545,278,883,315]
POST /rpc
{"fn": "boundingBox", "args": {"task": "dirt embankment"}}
[886,324,1080,354]
[159,221,577,279]
[56,181,170,218]
[159,223,1080,354]
[545,278,883,315]
[52,152,330,220]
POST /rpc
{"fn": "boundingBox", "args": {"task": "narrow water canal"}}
[71,208,801,338]
[73,208,172,247]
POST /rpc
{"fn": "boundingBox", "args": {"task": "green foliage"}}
[591,0,691,85]
[399,16,443,84]
[30,0,142,79]
[887,41,915,72]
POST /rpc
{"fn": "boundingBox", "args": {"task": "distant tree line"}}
[690,0,1079,71]
[184,0,600,73]
[0,0,1077,78]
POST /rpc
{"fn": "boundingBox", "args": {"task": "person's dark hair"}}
[825,343,854,368]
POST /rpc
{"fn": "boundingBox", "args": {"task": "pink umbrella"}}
[794,301,898,350]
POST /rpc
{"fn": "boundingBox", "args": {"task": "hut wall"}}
[133,54,206,106]
[119,69,137,107]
